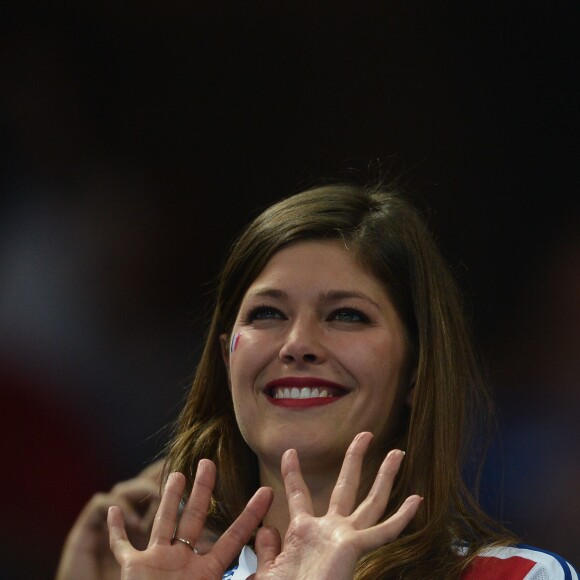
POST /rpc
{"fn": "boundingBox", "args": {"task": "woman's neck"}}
[258,458,341,539]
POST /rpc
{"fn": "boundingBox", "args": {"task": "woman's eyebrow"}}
[245,287,288,300]
[244,287,381,311]
[323,290,381,311]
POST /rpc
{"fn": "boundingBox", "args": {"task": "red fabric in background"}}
[1,364,112,574]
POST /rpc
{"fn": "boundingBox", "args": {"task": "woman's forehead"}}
[241,240,391,306]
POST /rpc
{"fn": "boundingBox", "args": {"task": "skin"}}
[106,240,421,578]
[107,434,422,580]
[252,434,422,579]
[56,461,220,580]
[221,240,411,536]
[56,461,162,580]
[108,461,274,580]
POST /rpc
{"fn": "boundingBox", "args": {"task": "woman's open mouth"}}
[264,377,348,408]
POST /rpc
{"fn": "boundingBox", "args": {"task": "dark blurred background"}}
[0,1,578,577]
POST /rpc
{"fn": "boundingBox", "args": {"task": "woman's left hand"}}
[253,432,422,580]
[107,459,273,580]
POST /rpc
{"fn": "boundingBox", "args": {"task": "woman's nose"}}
[278,318,326,364]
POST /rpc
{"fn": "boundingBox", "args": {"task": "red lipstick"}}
[264,377,348,408]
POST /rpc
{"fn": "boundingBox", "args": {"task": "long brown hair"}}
[164,183,515,578]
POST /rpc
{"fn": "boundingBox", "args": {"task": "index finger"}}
[281,449,314,518]
[211,486,274,569]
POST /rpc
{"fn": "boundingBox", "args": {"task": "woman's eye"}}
[248,305,285,321]
[330,308,370,323]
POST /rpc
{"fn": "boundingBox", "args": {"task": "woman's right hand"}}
[56,460,163,580]
[107,459,273,580]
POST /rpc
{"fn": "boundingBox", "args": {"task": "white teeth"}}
[272,387,334,399]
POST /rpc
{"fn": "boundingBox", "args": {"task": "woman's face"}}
[220,239,410,474]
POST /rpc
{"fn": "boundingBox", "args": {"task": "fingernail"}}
[387,449,405,460]
[405,495,423,505]
[167,471,183,484]
[356,431,374,441]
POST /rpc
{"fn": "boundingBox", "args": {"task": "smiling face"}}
[220,239,411,475]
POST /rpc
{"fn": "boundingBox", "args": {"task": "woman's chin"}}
[253,433,353,473]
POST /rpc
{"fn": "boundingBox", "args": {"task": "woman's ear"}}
[219,333,231,389]
[406,369,417,408]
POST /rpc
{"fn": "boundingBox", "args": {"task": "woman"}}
[63,183,578,578]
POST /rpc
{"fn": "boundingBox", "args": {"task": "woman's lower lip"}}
[267,396,342,408]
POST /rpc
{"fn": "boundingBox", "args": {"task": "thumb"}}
[254,525,281,573]
[107,505,133,565]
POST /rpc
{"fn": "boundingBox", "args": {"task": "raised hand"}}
[253,432,422,580]
[56,460,163,580]
[108,459,273,580]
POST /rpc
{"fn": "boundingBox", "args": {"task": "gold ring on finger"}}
[171,536,199,554]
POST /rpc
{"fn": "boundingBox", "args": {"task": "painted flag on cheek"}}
[230,333,241,354]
